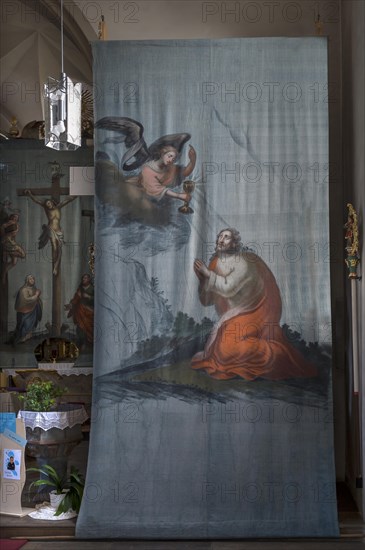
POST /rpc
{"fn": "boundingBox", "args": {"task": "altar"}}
[1,365,93,420]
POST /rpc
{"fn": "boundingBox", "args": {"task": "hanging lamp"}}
[44,0,81,150]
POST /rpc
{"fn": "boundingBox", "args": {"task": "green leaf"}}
[20,380,67,411]
[28,463,85,516]
[28,479,57,491]
[27,464,66,493]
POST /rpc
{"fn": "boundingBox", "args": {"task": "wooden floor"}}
[1,504,364,548]
[1,489,363,548]
[3,541,365,550]
[1,438,364,548]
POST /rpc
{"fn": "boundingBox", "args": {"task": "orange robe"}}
[192,252,317,381]
[68,284,94,344]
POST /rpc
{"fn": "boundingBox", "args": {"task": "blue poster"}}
[0,413,16,434]
[76,38,339,538]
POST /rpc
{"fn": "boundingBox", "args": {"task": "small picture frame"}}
[3,449,21,480]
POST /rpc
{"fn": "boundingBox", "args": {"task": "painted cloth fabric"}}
[76,38,339,539]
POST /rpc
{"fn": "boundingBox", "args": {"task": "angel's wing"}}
[95,117,149,171]
[148,133,191,159]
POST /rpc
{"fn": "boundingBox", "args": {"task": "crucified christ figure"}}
[24,189,77,275]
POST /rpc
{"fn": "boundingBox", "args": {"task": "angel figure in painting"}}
[139,143,196,203]
[95,117,197,211]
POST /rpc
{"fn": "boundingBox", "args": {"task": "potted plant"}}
[27,464,85,515]
[17,380,88,462]
[18,380,66,412]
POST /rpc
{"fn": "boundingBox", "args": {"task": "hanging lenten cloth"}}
[76,38,339,538]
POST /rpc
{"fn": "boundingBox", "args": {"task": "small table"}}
[17,404,89,431]
[17,405,89,462]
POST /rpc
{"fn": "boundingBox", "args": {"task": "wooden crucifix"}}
[17,162,77,336]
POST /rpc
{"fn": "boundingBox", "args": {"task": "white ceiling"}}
[0,0,96,133]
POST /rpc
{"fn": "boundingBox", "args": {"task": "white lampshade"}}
[43,0,82,151]
[44,72,81,151]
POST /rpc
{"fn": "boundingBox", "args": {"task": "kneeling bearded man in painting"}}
[192,228,317,380]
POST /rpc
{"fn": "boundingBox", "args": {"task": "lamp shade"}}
[44,72,81,150]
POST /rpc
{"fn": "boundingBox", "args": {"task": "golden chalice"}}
[178,180,195,214]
